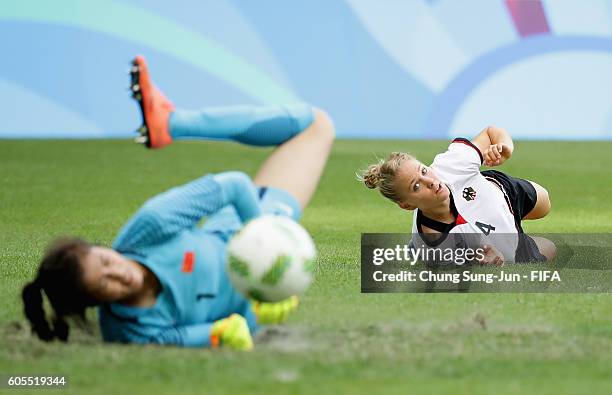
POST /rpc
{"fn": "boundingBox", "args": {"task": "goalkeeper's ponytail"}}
[22,238,98,342]
[22,280,55,341]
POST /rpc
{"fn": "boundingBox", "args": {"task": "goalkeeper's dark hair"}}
[22,238,98,342]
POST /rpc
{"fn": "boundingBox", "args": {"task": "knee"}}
[310,107,336,143]
[541,238,556,262]
[532,236,556,262]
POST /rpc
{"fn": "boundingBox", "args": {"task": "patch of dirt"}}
[255,325,313,352]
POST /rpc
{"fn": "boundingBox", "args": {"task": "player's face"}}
[395,159,449,210]
[80,247,144,302]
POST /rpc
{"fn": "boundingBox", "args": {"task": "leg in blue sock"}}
[253,108,335,208]
[169,104,314,147]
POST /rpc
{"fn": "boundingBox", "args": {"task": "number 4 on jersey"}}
[476,221,496,235]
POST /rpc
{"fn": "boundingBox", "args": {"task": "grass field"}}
[1,139,611,395]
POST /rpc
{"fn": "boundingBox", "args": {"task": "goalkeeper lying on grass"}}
[21,56,335,350]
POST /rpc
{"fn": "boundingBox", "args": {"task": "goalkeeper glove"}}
[210,313,253,351]
[252,295,299,325]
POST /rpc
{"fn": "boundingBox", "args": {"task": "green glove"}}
[252,296,299,325]
[210,313,253,351]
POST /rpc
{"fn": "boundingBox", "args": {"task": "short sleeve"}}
[431,138,483,181]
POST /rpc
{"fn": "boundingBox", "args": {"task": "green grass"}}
[0,139,611,395]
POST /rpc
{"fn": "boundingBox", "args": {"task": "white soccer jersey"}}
[410,138,519,262]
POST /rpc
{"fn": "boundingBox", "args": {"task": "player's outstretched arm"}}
[149,314,254,350]
[114,172,261,251]
[472,126,514,167]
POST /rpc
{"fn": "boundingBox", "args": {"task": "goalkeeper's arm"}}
[149,314,254,350]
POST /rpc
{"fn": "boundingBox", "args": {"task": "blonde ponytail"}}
[358,152,414,202]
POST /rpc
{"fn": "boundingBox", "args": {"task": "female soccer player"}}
[22,56,335,350]
[361,126,555,264]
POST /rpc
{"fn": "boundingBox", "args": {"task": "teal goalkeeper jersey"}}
[98,172,261,347]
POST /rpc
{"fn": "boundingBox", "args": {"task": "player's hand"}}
[478,244,505,266]
[483,143,512,167]
[210,313,253,351]
[252,295,299,325]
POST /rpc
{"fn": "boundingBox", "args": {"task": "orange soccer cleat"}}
[130,55,175,149]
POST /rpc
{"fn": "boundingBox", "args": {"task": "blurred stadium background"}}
[2,0,612,140]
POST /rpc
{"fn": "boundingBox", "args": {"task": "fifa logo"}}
[463,187,476,201]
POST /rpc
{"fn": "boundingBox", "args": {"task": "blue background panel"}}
[1,0,611,139]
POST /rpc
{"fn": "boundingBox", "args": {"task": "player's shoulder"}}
[435,138,483,164]
[447,138,484,162]
[431,138,483,180]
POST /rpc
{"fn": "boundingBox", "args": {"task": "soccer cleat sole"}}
[129,59,151,148]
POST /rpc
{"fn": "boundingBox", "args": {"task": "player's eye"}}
[413,182,420,192]
[421,167,427,175]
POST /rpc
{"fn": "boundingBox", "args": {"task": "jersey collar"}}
[416,189,459,233]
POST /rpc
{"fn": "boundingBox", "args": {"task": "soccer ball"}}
[226,215,316,302]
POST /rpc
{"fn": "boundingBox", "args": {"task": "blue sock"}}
[169,104,314,147]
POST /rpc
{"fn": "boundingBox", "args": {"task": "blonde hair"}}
[359,152,415,203]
